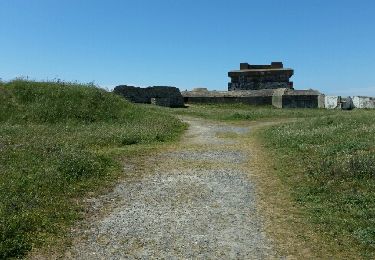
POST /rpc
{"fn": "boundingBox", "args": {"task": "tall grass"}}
[0,80,186,258]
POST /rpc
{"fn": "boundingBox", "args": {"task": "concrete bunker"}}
[114,85,185,108]
[228,62,294,91]
[182,62,324,109]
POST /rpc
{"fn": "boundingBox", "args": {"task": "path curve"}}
[66,117,277,259]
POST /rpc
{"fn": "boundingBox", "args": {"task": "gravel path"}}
[66,117,277,259]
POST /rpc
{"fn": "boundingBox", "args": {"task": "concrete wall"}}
[228,81,292,91]
[318,95,325,108]
[352,96,375,108]
[183,96,273,106]
[325,96,339,109]
[271,88,285,108]
[184,94,321,108]
[324,96,375,109]
[271,95,283,108]
[183,88,322,108]
[272,89,322,108]
[114,85,184,107]
[281,95,319,108]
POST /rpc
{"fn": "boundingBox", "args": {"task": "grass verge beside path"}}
[0,80,186,259]
[260,111,375,258]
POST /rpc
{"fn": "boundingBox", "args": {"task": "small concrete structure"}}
[324,96,340,109]
[114,85,184,108]
[113,62,374,110]
[352,96,375,109]
[324,96,375,109]
[340,97,355,110]
[228,62,294,91]
[272,89,324,108]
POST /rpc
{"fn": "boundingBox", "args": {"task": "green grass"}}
[261,111,375,258]
[0,80,186,259]
[2,93,373,258]
[167,103,375,257]
[163,103,343,121]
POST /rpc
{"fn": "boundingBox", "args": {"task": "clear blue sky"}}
[1,0,375,95]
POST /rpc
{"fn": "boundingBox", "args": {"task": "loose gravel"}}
[65,117,277,259]
[165,150,247,163]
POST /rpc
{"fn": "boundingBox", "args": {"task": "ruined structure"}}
[272,88,324,108]
[182,88,274,105]
[114,85,184,107]
[182,62,324,108]
[352,96,375,108]
[182,88,324,108]
[325,96,375,109]
[114,62,373,110]
[228,62,293,91]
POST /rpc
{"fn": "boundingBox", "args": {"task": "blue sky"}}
[1,0,374,95]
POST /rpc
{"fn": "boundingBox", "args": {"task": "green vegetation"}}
[262,111,375,257]
[0,80,186,259]
[165,103,343,121]
[168,103,375,257]
[1,92,374,258]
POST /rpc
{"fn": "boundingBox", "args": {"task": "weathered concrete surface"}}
[325,96,339,109]
[272,88,324,109]
[271,88,286,108]
[183,88,323,108]
[65,118,277,259]
[325,96,374,109]
[114,85,184,107]
[228,62,294,91]
[341,96,355,110]
[182,89,275,106]
[352,96,375,108]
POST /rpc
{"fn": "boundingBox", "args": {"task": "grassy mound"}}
[0,80,126,123]
[0,80,186,258]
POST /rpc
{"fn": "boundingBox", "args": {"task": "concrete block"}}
[325,96,339,109]
[352,96,375,108]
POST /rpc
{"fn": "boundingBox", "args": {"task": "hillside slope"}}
[0,80,186,258]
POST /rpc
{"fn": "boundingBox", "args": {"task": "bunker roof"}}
[228,62,293,77]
